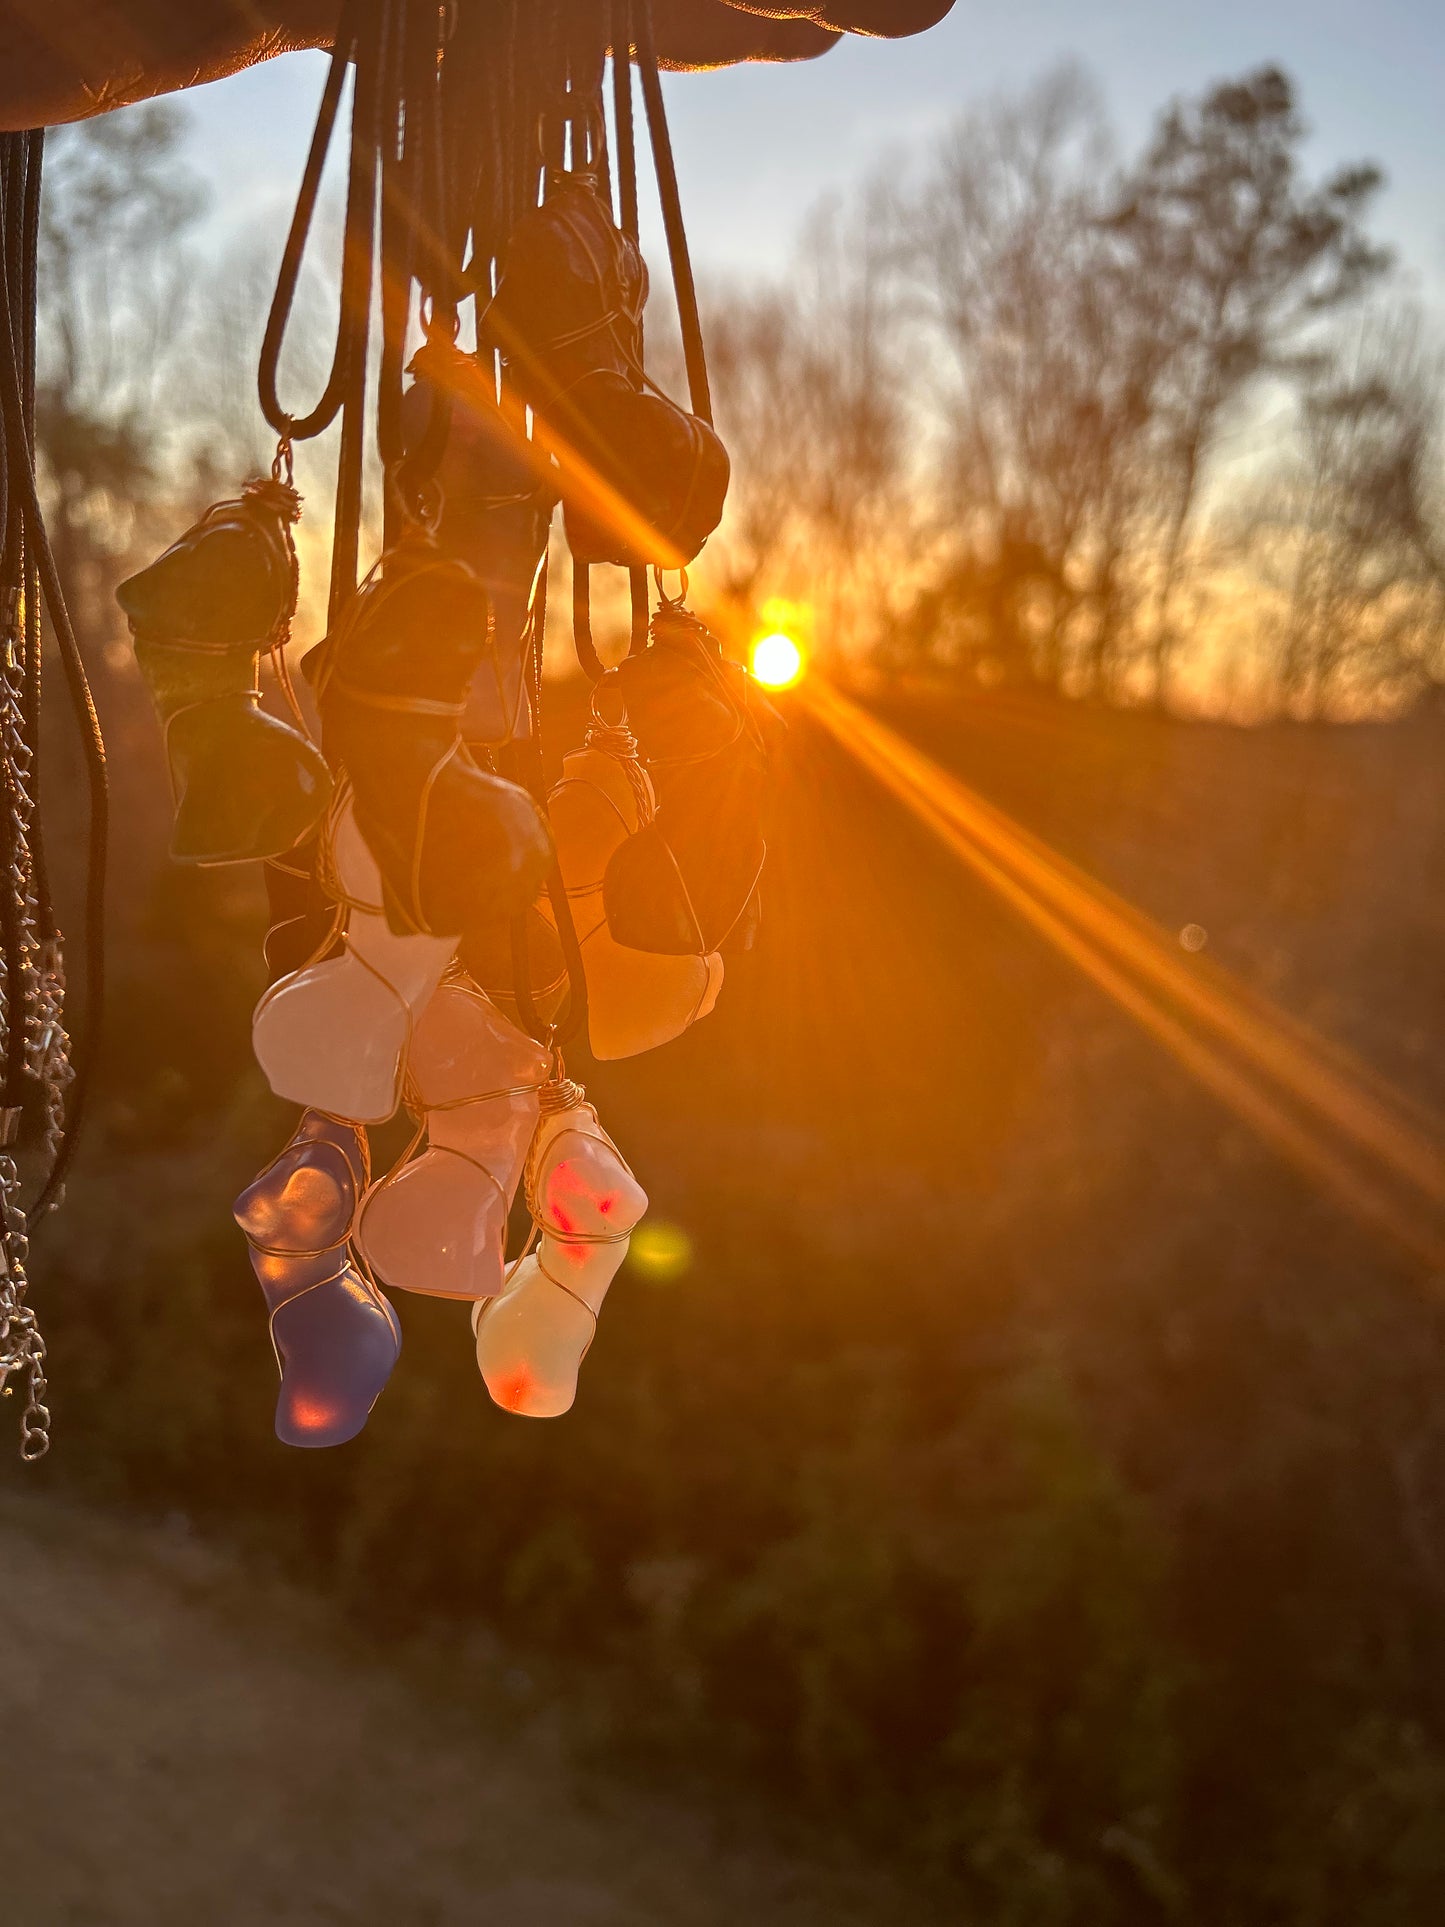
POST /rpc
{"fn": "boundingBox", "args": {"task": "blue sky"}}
[179,0,1445,304]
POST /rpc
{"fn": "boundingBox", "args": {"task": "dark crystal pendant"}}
[116,478,332,864]
[309,535,553,938]
[400,339,557,748]
[605,597,780,955]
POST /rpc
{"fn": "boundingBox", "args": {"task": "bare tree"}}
[901,67,1171,696]
[36,105,207,628]
[1246,309,1445,716]
[1106,66,1390,704]
[703,183,911,660]
[892,65,1389,706]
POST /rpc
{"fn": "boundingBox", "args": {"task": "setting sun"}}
[750,631,805,690]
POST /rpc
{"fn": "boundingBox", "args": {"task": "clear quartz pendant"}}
[252,799,454,1123]
[473,1090,646,1417]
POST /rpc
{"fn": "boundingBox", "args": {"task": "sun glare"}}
[751,631,805,690]
[801,679,1445,1274]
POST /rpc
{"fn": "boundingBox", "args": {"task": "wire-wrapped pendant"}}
[401,339,557,749]
[606,592,779,954]
[233,1111,401,1449]
[559,370,730,569]
[482,163,728,569]
[481,164,648,410]
[473,1079,645,1418]
[252,795,454,1124]
[355,977,549,1300]
[545,685,723,1058]
[309,535,553,937]
[116,477,332,863]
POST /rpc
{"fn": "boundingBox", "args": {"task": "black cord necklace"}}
[0,127,110,1457]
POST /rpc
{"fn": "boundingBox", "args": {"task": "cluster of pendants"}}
[118,487,738,1447]
[114,150,775,1448]
[239,772,657,1445]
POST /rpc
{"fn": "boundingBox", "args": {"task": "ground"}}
[0,1493,940,1927]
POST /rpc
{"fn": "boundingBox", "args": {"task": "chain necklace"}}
[0,602,68,1459]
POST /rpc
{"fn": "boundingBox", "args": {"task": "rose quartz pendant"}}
[355,981,549,1299]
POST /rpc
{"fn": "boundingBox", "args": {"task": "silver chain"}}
[0,1150,49,1459]
[0,598,72,1461]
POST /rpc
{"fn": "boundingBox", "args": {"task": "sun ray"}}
[802,678,1445,1273]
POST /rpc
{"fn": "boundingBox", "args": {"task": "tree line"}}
[704,63,1445,718]
[36,64,1445,721]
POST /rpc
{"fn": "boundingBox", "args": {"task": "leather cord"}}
[634,0,713,426]
[0,130,109,1216]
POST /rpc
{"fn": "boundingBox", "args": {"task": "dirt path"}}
[0,1493,943,1927]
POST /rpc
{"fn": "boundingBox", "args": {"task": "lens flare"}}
[801,676,1445,1275]
[751,632,805,690]
[628,1221,694,1281]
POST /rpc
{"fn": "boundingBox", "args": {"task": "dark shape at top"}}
[0,1,957,131]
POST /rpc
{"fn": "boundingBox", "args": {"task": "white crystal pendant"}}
[252,798,454,1123]
[473,1097,646,1417]
[355,981,549,1299]
[545,746,722,1061]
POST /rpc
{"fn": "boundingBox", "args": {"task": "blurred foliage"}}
[19,674,1445,1927]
